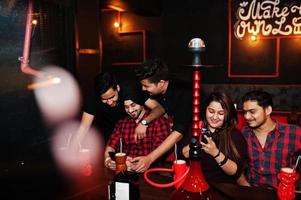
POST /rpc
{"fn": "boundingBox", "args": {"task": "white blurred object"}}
[51,121,103,178]
[32,66,81,125]
[234,103,237,109]
[28,76,61,90]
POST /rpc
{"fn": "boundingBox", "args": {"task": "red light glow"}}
[51,121,103,179]
[194,82,200,89]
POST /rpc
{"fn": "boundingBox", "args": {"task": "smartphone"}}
[109,151,115,161]
[201,128,211,144]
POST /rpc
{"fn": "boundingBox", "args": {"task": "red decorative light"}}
[193,90,200,97]
[193,99,199,106]
[193,122,199,129]
[193,82,200,89]
[194,71,200,81]
[193,106,199,113]
[192,70,201,138]
[193,130,198,137]
[193,114,199,122]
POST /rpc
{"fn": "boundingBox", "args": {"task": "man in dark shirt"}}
[83,72,127,141]
[131,59,193,172]
[72,72,164,146]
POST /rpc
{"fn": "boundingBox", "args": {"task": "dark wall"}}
[75,0,102,97]
[100,0,229,82]
[162,0,228,83]
[101,0,301,84]
[99,0,301,111]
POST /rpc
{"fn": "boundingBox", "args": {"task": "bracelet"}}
[219,156,228,167]
[213,150,220,158]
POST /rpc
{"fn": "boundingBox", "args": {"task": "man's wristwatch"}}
[140,119,148,126]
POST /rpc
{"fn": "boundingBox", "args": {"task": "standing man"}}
[241,90,301,188]
[104,84,170,171]
[72,72,164,146]
[132,59,194,172]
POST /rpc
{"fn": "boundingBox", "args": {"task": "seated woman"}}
[182,92,249,185]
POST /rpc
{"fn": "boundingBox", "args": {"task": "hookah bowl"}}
[170,137,211,200]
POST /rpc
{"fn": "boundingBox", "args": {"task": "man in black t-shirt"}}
[72,72,164,145]
[83,72,126,141]
[132,59,193,172]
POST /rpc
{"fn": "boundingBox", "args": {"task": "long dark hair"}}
[203,92,240,161]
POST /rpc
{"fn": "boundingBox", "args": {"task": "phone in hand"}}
[108,151,115,161]
[201,128,211,144]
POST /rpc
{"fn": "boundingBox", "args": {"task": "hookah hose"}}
[144,166,190,188]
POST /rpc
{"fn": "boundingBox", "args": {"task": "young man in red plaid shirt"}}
[241,90,301,188]
[104,84,170,172]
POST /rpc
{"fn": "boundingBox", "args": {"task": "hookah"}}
[144,38,213,199]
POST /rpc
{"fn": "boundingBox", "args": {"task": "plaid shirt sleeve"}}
[107,119,123,150]
[149,116,170,149]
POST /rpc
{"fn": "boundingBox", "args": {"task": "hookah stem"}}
[193,69,200,137]
[120,138,122,153]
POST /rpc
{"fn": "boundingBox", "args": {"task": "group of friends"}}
[73,59,301,189]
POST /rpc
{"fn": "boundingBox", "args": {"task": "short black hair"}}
[135,59,169,84]
[241,90,273,108]
[94,72,118,96]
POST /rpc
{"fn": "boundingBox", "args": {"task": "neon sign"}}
[234,0,301,39]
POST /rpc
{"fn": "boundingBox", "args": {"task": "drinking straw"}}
[293,155,301,172]
[120,138,122,153]
[174,144,178,163]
